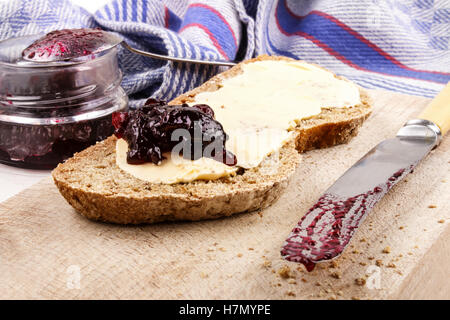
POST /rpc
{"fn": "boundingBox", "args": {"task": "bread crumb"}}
[337,290,343,296]
[262,260,272,269]
[301,278,308,283]
[200,272,209,279]
[237,253,243,258]
[286,291,296,297]
[399,226,404,230]
[438,219,445,223]
[278,265,291,279]
[382,246,391,254]
[248,247,254,251]
[387,262,396,268]
[330,271,342,279]
[220,105,225,109]
[328,294,337,300]
[375,259,383,267]
[219,247,226,252]
[257,211,263,218]
[288,279,297,284]
[355,278,366,286]
[325,288,331,293]
[428,205,437,208]
[315,281,321,287]
[360,238,366,242]
[351,296,361,300]
[352,249,360,254]
[368,256,375,260]
[329,260,339,268]
[359,262,367,266]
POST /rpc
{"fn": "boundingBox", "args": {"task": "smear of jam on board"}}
[22,28,110,61]
[281,166,413,271]
[112,98,237,166]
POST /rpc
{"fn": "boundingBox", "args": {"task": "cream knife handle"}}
[419,82,450,136]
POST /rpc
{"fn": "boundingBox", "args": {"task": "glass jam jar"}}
[0,34,128,169]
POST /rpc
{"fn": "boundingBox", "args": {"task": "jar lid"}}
[0,35,126,125]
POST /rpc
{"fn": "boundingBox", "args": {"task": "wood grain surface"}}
[0,89,449,300]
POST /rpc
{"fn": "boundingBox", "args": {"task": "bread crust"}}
[52,55,372,224]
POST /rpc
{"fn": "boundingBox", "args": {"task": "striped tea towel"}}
[0,0,449,107]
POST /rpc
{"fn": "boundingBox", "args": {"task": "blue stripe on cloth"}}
[265,22,297,59]
[415,0,434,10]
[187,41,199,88]
[179,4,237,60]
[354,77,438,98]
[104,4,112,20]
[112,0,120,21]
[165,6,182,31]
[131,0,137,22]
[161,31,179,100]
[352,75,438,96]
[173,37,188,96]
[141,0,147,23]
[275,0,450,84]
[122,0,128,21]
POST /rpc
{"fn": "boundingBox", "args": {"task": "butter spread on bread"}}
[116,59,361,184]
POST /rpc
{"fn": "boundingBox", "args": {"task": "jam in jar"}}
[0,34,128,169]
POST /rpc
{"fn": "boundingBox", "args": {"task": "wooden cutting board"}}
[0,89,449,300]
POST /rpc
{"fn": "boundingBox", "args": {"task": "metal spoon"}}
[22,29,237,67]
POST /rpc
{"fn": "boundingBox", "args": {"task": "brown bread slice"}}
[52,55,372,224]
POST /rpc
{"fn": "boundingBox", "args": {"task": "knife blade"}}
[281,83,450,272]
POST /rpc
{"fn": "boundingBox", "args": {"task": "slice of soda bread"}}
[52,55,372,224]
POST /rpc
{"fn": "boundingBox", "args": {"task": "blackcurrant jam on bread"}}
[52,55,372,224]
[112,98,236,166]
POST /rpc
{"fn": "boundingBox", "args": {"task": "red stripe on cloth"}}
[188,3,238,47]
[180,23,230,60]
[164,6,169,29]
[274,4,446,83]
[283,1,450,77]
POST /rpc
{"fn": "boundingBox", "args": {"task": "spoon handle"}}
[121,41,237,67]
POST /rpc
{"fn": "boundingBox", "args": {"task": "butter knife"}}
[281,83,450,271]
